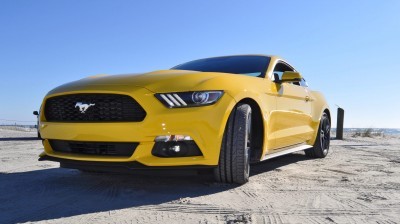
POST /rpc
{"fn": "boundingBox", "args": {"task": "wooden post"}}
[336,108,344,139]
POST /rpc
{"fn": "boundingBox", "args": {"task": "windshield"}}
[171,55,271,77]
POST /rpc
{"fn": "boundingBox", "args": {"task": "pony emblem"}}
[75,102,95,113]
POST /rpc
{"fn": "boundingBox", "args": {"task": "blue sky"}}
[0,1,399,128]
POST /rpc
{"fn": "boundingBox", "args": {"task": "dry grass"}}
[352,128,385,138]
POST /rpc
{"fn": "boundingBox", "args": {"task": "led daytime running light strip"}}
[159,94,187,107]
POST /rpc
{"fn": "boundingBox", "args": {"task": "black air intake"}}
[49,140,138,157]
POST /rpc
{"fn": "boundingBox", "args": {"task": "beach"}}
[1,128,399,223]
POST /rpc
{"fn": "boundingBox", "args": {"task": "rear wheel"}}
[305,112,330,158]
[214,104,252,184]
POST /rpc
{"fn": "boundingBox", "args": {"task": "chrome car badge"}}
[75,102,95,113]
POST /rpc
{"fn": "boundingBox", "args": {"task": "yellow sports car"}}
[38,55,330,184]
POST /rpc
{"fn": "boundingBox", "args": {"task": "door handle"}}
[305,96,310,102]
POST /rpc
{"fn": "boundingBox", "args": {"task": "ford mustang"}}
[38,55,330,184]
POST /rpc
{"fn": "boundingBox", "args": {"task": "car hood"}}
[48,70,227,95]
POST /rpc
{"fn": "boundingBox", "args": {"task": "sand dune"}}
[1,129,399,223]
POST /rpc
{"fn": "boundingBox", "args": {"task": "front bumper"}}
[39,86,235,166]
[39,155,216,171]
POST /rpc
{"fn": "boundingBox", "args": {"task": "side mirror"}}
[281,71,302,83]
[33,111,39,116]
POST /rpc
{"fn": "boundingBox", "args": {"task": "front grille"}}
[49,140,138,157]
[44,94,146,122]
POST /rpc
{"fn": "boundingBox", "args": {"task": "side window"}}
[273,62,307,87]
[273,62,299,85]
[300,78,309,87]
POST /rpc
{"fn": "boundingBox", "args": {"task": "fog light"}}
[155,135,193,142]
[152,140,202,158]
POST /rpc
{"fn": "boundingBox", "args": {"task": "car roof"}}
[188,54,279,60]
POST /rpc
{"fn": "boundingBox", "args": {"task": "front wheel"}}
[305,112,330,158]
[214,103,252,184]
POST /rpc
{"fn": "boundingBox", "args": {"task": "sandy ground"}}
[1,129,400,224]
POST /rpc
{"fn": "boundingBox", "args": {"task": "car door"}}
[271,62,313,150]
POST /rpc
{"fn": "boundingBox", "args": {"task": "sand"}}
[1,128,399,224]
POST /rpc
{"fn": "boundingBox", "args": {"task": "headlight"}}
[155,91,223,108]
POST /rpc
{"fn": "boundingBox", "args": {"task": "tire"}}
[214,103,252,184]
[305,112,330,158]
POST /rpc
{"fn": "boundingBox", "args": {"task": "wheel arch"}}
[323,108,331,124]
[308,90,330,145]
[236,98,264,163]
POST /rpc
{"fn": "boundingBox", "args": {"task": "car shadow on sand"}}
[251,152,311,176]
[0,153,309,223]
